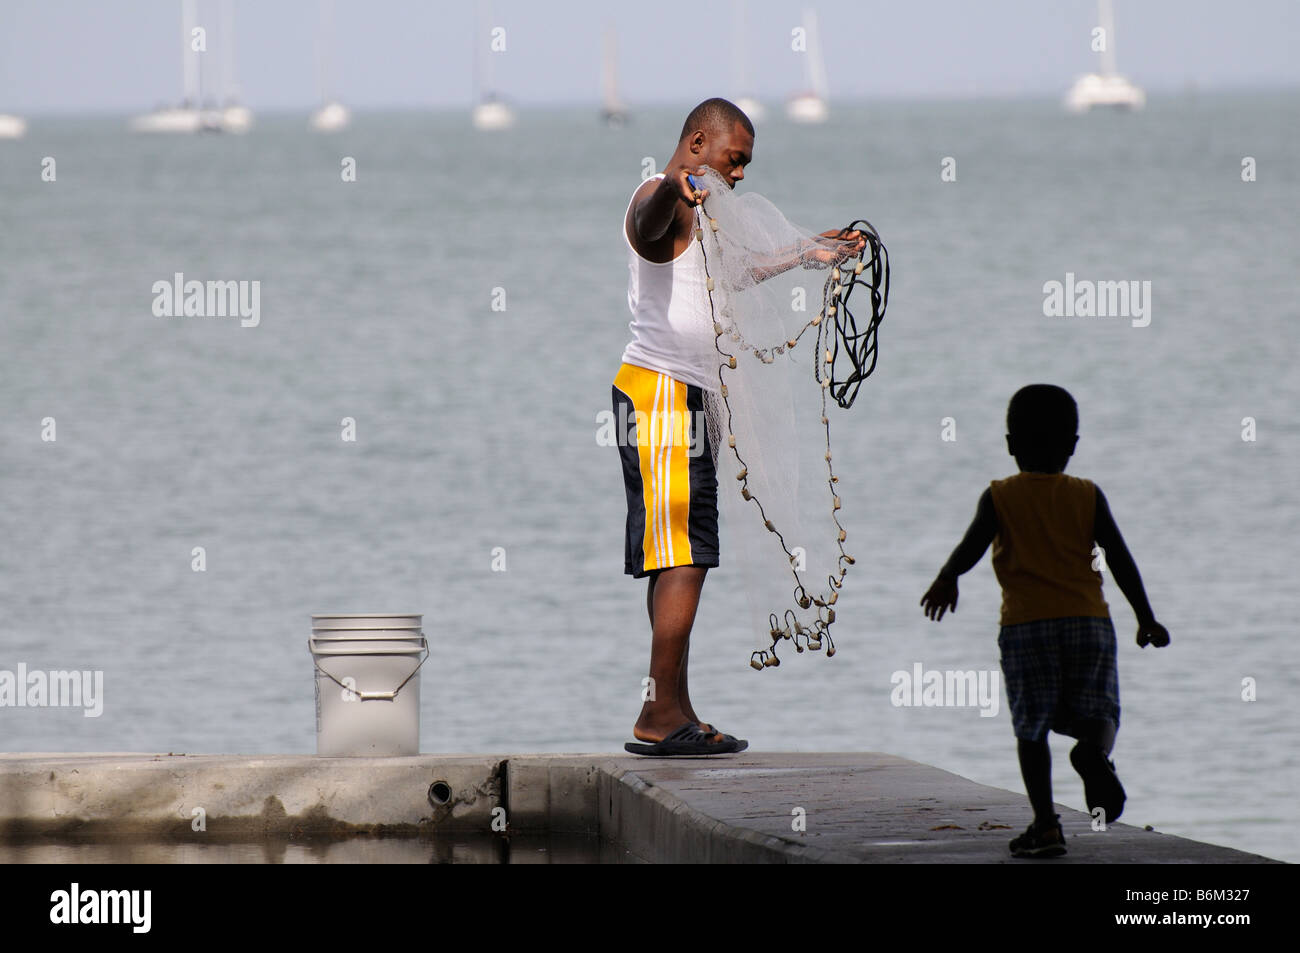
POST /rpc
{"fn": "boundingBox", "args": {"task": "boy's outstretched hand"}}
[1136,619,1171,648]
[920,572,959,621]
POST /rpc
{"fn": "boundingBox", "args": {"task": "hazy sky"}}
[1,0,1297,113]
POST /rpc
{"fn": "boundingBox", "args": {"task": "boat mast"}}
[806,7,829,101]
[182,0,199,105]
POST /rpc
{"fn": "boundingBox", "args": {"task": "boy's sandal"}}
[1009,814,1067,858]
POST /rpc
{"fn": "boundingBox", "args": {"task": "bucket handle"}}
[308,636,429,701]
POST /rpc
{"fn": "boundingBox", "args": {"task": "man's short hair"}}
[679,97,755,142]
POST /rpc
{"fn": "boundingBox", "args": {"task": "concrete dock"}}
[0,751,1279,863]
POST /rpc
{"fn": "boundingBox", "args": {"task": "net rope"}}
[686,166,890,669]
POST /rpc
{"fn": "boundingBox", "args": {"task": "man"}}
[613,98,863,756]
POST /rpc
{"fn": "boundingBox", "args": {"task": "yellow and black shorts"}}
[611,362,719,578]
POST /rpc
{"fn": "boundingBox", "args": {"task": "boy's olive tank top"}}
[988,472,1110,626]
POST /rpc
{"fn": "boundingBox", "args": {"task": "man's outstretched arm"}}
[745,230,866,284]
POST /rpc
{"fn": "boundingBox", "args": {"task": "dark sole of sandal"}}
[1012,843,1067,858]
[622,742,741,757]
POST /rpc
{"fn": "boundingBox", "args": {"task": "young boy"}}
[920,384,1170,858]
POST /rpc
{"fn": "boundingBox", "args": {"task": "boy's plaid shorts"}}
[997,615,1120,741]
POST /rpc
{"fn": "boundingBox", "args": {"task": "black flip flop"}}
[698,723,749,753]
[624,721,742,756]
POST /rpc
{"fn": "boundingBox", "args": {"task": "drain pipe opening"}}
[428,781,452,806]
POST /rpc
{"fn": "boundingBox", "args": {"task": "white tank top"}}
[620,174,719,392]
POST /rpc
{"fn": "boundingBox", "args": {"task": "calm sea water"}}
[1,95,1297,862]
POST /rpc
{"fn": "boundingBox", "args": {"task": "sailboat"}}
[310,0,350,131]
[310,101,350,132]
[732,0,765,123]
[218,0,253,133]
[599,25,628,126]
[130,0,216,133]
[471,1,514,130]
[1065,0,1145,112]
[786,7,828,123]
[0,114,25,139]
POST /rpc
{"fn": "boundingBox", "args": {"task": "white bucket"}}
[310,613,427,757]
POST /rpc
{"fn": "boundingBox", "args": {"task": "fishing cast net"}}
[685,165,890,670]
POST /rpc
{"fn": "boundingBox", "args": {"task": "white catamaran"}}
[310,0,350,132]
[786,7,828,123]
[1065,0,1146,112]
[130,0,220,133]
[471,1,514,130]
[732,0,765,124]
